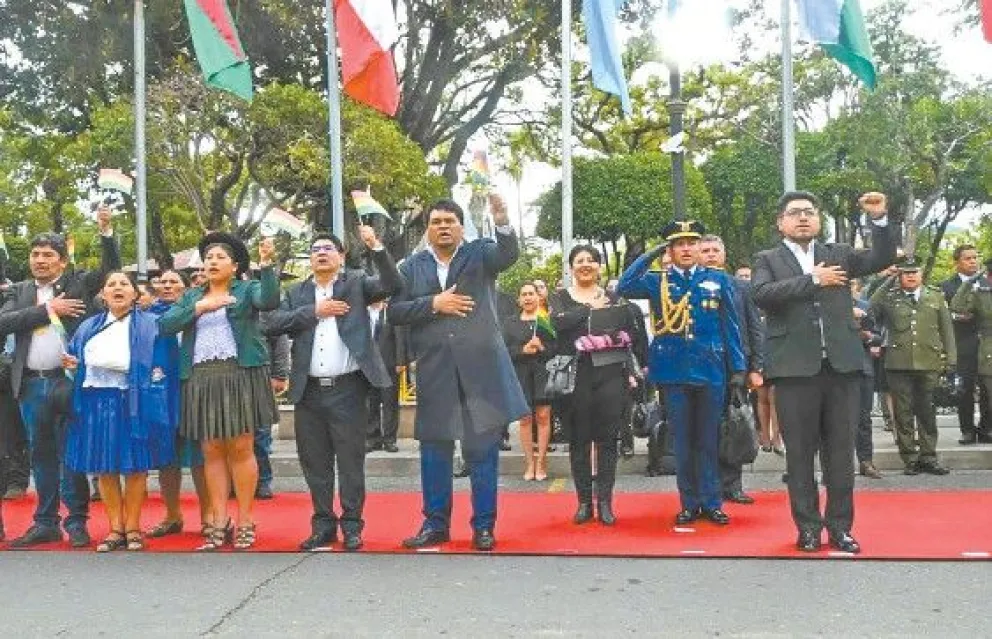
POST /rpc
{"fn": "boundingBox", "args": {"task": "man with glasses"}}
[752,191,896,554]
[265,226,401,552]
[0,206,120,548]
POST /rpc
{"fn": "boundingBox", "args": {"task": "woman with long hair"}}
[550,246,646,526]
[63,271,177,552]
[501,282,556,481]
[145,269,213,540]
[158,234,279,550]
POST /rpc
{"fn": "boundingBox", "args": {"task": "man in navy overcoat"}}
[389,195,527,551]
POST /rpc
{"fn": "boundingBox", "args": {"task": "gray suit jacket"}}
[751,222,897,380]
[0,235,121,397]
[265,249,402,404]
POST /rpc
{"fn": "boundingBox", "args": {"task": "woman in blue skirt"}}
[63,271,177,552]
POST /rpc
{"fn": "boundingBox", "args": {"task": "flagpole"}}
[781,0,797,191]
[134,0,149,283]
[561,0,573,285]
[325,0,345,237]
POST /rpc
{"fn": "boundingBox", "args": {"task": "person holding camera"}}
[870,259,955,475]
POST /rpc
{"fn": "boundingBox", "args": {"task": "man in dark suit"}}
[0,207,120,547]
[697,234,765,504]
[366,300,406,453]
[265,225,401,552]
[941,244,991,444]
[389,195,528,552]
[752,191,896,554]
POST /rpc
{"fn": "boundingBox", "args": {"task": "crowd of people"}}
[0,189,981,555]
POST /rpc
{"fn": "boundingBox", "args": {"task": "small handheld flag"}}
[261,207,308,238]
[98,169,134,195]
[351,189,393,221]
[66,236,76,265]
[467,150,490,190]
[534,308,557,340]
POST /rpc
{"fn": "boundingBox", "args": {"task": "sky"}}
[481,0,991,239]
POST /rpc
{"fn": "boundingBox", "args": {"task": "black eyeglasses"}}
[783,207,818,218]
[311,245,339,254]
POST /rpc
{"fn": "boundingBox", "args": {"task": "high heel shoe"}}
[523,460,536,481]
[535,457,548,481]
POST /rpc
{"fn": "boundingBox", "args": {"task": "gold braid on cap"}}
[655,268,691,335]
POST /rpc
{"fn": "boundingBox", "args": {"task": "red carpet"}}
[1,490,990,559]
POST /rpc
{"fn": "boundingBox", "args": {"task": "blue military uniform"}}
[617,220,746,520]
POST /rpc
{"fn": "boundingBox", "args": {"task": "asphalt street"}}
[1,471,990,638]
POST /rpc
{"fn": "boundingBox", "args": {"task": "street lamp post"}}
[667,62,686,221]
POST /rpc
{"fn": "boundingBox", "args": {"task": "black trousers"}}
[855,374,874,464]
[774,364,859,536]
[0,388,28,490]
[294,373,370,536]
[366,370,399,445]
[958,370,990,436]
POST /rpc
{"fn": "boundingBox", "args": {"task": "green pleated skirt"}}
[180,359,277,442]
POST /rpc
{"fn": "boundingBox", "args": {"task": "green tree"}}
[535,152,712,276]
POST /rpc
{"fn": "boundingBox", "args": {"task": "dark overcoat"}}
[388,230,528,440]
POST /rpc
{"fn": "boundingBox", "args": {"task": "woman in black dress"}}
[551,246,646,526]
[502,282,555,481]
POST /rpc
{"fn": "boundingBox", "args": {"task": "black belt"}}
[24,367,63,379]
[307,370,360,388]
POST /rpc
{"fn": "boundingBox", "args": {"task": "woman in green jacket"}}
[158,232,280,550]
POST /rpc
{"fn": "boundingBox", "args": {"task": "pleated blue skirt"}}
[65,387,176,474]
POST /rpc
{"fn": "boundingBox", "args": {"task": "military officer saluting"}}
[870,259,955,475]
[618,220,746,526]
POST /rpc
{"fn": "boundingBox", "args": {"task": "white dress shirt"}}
[309,278,358,378]
[26,282,66,371]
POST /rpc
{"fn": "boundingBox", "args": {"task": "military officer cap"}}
[897,258,921,272]
[661,219,706,242]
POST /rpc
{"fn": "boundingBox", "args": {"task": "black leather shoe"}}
[573,502,594,524]
[499,441,511,451]
[10,525,63,548]
[918,461,950,475]
[472,529,496,551]
[702,508,730,525]
[255,484,274,500]
[903,463,920,476]
[299,530,337,551]
[342,533,363,552]
[365,440,382,453]
[402,528,450,548]
[67,527,91,548]
[828,532,861,554]
[675,508,699,525]
[959,433,978,445]
[797,530,821,552]
[452,460,470,478]
[383,441,400,453]
[723,491,755,505]
[596,500,616,526]
[977,432,992,444]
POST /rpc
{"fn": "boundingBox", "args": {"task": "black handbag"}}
[719,387,759,466]
[544,355,577,399]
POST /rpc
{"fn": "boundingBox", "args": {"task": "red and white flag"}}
[335,0,400,116]
[982,0,992,43]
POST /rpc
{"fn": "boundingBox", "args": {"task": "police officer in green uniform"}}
[870,259,955,475]
[950,257,992,445]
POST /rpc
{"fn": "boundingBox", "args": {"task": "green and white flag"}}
[795,0,876,89]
